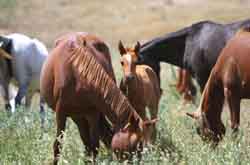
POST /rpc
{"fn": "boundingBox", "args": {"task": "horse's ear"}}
[186,111,200,120]
[118,40,126,56]
[134,41,141,54]
[143,118,158,128]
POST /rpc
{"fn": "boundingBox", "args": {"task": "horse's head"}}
[111,113,157,160]
[118,40,141,84]
[186,109,225,143]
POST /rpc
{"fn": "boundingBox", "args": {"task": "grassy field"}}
[1,0,250,164]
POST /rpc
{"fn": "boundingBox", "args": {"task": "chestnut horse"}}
[187,28,250,143]
[118,41,161,143]
[40,32,156,164]
[175,68,196,103]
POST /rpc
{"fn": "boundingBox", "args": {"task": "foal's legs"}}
[224,87,240,133]
[149,103,159,143]
[53,103,67,165]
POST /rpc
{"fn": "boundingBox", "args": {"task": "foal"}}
[118,41,161,143]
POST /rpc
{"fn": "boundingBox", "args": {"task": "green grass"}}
[1,61,250,164]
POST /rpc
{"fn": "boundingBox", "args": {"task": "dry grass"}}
[1,0,250,48]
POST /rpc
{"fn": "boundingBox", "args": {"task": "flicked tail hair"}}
[68,37,141,127]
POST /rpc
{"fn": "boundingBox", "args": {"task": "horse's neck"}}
[71,46,141,127]
[124,75,143,107]
[140,29,188,67]
[127,75,139,94]
[201,72,224,127]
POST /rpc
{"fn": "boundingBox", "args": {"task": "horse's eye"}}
[120,61,124,65]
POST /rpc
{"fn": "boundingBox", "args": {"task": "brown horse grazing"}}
[40,33,156,164]
[175,68,196,103]
[118,41,161,143]
[186,28,250,143]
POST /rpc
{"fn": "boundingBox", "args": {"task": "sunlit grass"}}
[1,61,250,164]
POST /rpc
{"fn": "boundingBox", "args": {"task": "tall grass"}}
[1,61,250,164]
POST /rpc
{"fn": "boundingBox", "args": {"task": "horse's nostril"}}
[126,75,135,81]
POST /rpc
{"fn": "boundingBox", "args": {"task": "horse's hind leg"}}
[53,102,67,165]
[224,87,240,133]
[176,68,183,92]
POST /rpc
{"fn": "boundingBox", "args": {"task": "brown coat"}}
[187,28,250,143]
[40,33,150,164]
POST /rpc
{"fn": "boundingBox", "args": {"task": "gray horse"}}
[138,19,250,91]
[0,33,48,127]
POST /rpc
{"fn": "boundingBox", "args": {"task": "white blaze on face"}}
[124,53,132,71]
[0,42,3,47]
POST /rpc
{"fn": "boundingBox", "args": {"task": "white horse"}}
[0,33,48,127]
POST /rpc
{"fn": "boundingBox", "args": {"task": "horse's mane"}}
[140,20,218,52]
[67,36,141,127]
[140,25,191,53]
[199,67,224,127]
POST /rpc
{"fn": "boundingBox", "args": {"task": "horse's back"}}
[136,65,161,102]
[40,32,115,110]
[214,29,250,98]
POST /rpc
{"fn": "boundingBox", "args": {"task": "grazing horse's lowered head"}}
[186,103,226,144]
[186,28,250,144]
[186,69,227,144]
[112,113,157,160]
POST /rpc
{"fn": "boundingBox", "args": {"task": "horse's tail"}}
[99,114,114,148]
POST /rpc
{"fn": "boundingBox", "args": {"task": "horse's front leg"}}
[87,114,100,163]
[2,81,11,113]
[15,83,29,107]
[39,97,46,129]
[71,117,92,155]
[53,103,67,165]
[224,87,240,133]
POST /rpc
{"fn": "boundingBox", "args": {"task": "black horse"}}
[138,19,250,91]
